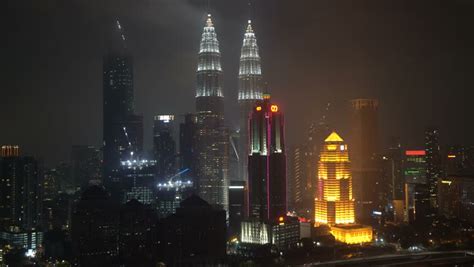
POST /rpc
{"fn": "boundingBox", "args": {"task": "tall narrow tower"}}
[103,20,143,183]
[194,15,229,211]
[248,94,286,221]
[238,20,263,183]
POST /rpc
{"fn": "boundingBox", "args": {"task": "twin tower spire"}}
[196,14,263,102]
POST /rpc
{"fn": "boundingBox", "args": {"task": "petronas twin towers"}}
[194,14,263,211]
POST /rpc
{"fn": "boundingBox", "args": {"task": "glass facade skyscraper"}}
[194,15,229,211]
[238,20,264,184]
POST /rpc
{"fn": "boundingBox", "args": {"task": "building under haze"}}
[153,115,176,182]
[314,133,372,244]
[247,94,286,221]
[194,15,229,211]
[425,127,442,209]
[103,20,143,185]
[179,113,196,184]
[349,99,380,222]
[237,20,264,184]
[71,145,102,188]
[0,146,42,231]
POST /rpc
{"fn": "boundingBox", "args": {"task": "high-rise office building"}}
[153,115,176,182]
[425,127,442,208]
[228,181,246,236]
[103,20,143,184]
[349,99,380,222]
[71,145,102,187]
[314,132,372,244]
[445,146,474,175]
[438,174,474,224]
[119,159,156,204]
[156,179,194,219]
[387,138,404,201]
[119,199,158,266]
[0,148,42,231]
[238,20,263,183]
[71,186,119,266]
[179,113,196,183]
[247,94,286,221]
[404,150,426,184]
[194,15,229,211]
[157,195,227,266]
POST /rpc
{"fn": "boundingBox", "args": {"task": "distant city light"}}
[405,150,426,156]
[229,185,244,189]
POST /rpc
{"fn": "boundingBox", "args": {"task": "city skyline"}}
[2,1,474,265]
[4,0,474,165]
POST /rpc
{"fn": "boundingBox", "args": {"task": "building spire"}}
[196,14,223,98]
[238,18,263,101]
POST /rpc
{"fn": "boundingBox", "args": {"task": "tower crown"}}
[238,19,263,101]
[196,14,223,98]
[325,132,344,143]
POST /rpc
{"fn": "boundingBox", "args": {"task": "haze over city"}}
[4,0,474,165]
[2,1,474,266]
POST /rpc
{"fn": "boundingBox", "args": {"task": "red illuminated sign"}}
[405,150,426,156]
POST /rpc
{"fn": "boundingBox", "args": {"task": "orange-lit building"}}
[314,132,372,244]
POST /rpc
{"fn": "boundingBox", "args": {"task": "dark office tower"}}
[153,115,176,181]
[194,15,229,211]
[238,20,263,183]
[228,181,246,236]
[157,195,227,266]
[71,186,119,266]
[248,94,286,221]
[103,20,143,184]
[349,99,380,222]
[0,147,42,230]
[387,138,404,201]
[287,146,306,216]
[71,145,102,188]
[119,199,158,266]
[179,113,196,182]
[425,127,441,208]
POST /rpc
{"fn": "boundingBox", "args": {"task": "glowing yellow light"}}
[448,155,456,159]
[271,105,278,112]
[256,106,262,111]
[330,225,373,244]
[325,132,344,142]
[278,216,284,222]
[315,131,354,226]
[441,180,452,185]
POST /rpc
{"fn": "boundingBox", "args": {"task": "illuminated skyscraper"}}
[247,94,286,221]
[314,132,372,244]
[194,15,229,211]
[238,20,263,183]
[425,127,441,208]
[314,132,354,225]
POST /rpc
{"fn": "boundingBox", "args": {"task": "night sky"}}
[3,0,474,166]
